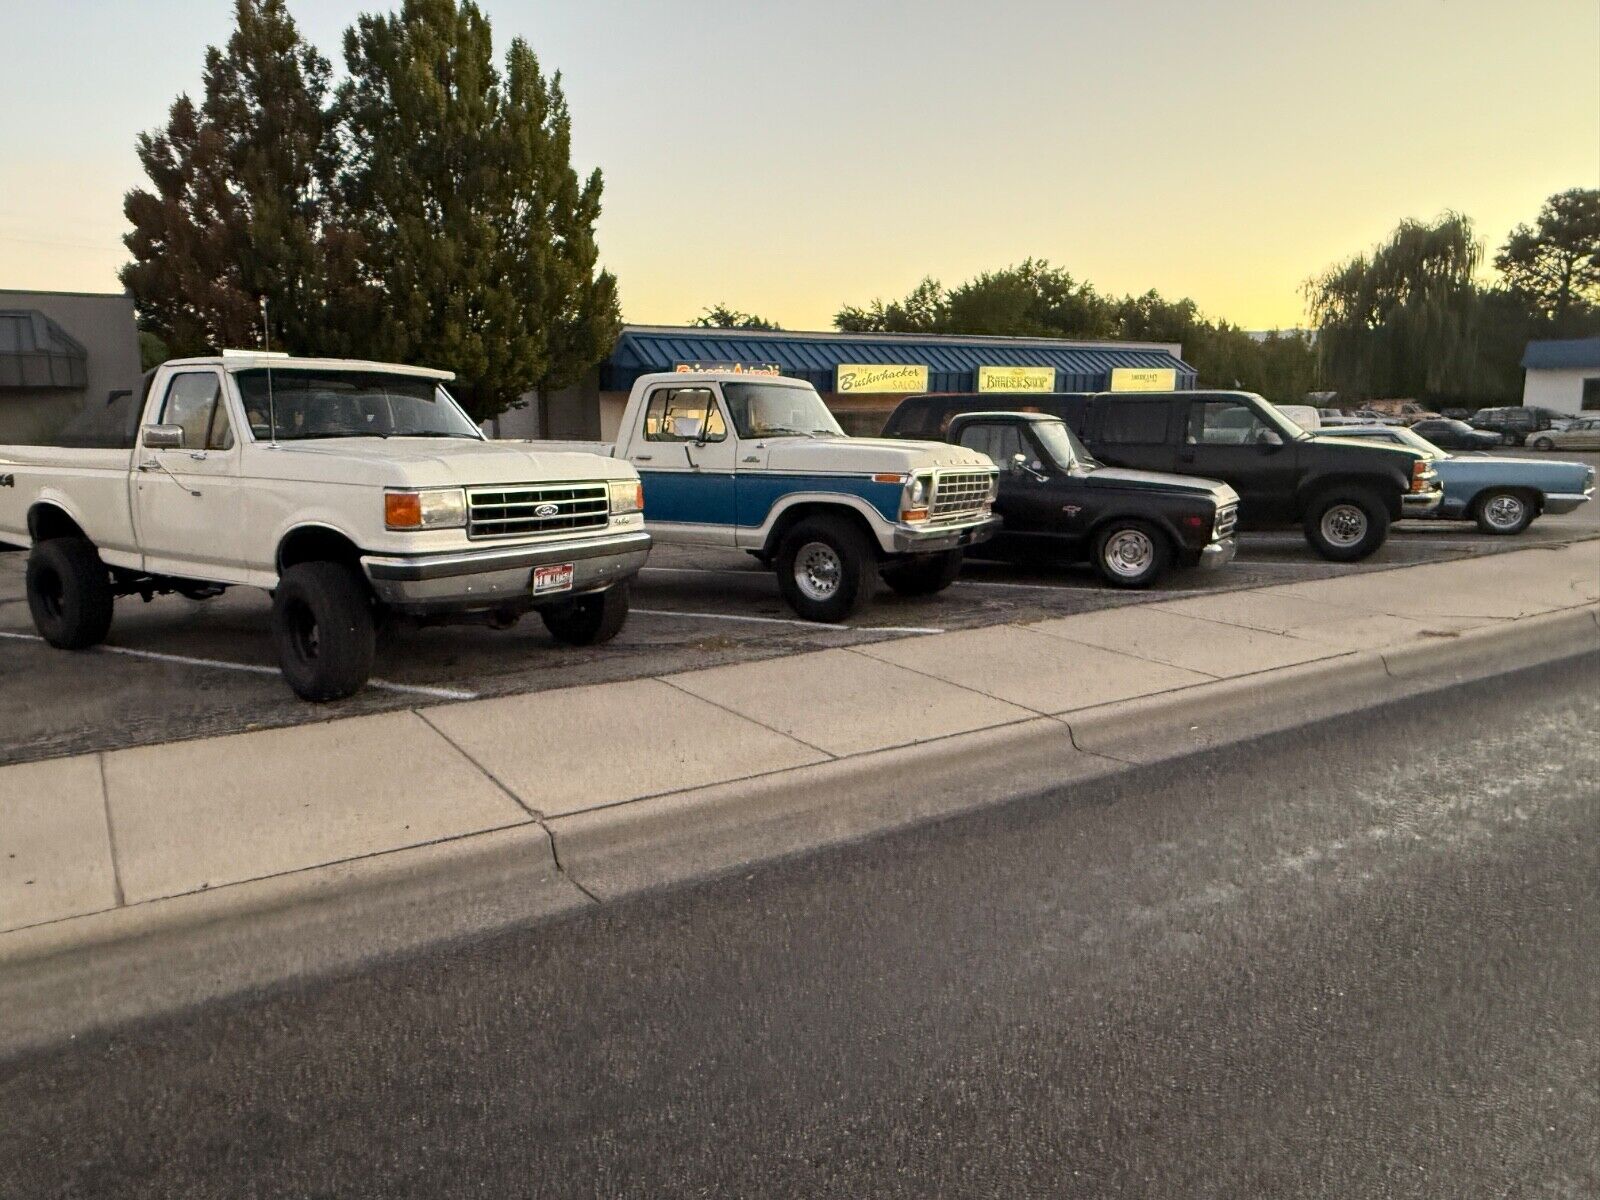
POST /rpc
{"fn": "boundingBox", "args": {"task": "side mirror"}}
[142,423,185,449]
[1259,430,1284,449]
[1010,452,1028,474]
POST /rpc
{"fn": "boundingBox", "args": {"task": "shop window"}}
[1582,378,1600,411]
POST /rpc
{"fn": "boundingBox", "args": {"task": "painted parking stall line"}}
[630,608,945,636]
[0,631,478,701]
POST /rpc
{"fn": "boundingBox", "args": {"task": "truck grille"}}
[467,482,609,540]
[1214,504,1238,538]
[929,470,994,523]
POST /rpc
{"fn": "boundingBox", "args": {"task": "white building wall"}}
[1522,367,1596,417]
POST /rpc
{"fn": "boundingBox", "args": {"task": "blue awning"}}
[601,325,1195,394]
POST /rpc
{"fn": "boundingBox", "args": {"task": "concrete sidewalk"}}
[3,541,1597,970]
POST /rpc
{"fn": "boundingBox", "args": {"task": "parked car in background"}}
[1530,417,1600,451]
[1405,418,1501,451]
[0,354,652,700]
[1317,408,1367,427]
[1352,408,1405,426]
[531,371,999,621]
[929,411,1238,588]
[1440,407,1471,420]
[884,390,1441,561]
[1275,404,1322,431]
[1317,425,1594,534]
[1469,407,1554,445]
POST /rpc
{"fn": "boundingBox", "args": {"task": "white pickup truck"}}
[0,353,650,700]
[539,371,1001,621]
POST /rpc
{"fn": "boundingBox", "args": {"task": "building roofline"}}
[620,323,1183,357]
[0,288,133,301]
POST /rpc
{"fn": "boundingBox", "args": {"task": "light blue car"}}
[1316,426,1594,534]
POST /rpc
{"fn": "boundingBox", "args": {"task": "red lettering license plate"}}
[532,563,575,595]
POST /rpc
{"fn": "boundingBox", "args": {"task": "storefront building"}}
[497,325,1194,440]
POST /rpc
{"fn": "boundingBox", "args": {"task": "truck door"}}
[953,420,1064,556]
[1084,398,1179,473]
[133,368,244,577]
[625,384,737,545]
[1179,396,1298,522]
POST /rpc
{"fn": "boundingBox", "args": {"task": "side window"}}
[1581,379,1600,411]
[643,387,725,443]
[957,422,1027,467]
[158,372,233,450]
[1097,400,1171,445]
[1187,400,1268,446]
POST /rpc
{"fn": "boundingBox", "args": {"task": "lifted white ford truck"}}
[538,371,1000,621]
[0,353,650,700]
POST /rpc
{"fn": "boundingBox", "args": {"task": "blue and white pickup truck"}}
[541,371,1000,620]
[1318,425,1594,534]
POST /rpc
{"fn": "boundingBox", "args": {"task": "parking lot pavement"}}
[1,493,1596,767]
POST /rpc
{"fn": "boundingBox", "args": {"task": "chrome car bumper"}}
[1401,487,1444,516]
[1542,491,1592,516]
[1196,536,1237,570]
[361,529,652,612]
[890,514,1003,554]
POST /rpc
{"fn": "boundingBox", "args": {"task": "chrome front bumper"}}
[1402,487,1444,516]
[1196,536,1237,570]
[1542,491,1592,516]
[362,529,652,612]
[890,514,1003,554]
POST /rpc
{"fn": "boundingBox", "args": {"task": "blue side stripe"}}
[638,471,903,528]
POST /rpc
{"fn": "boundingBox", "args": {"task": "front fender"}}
[746,491,902,553]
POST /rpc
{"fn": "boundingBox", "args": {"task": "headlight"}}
[385,488,466,530]
[986,473,1000,502]
[907,474,931,505]
[609,478,644,514]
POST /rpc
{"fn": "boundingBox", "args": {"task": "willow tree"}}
[1306,214,1485,402]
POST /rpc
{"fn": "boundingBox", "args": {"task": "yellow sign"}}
[835,363,929,394]
[977,365,1056,393]
[1109,367,1177,392]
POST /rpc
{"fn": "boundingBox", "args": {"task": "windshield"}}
[1032,418,1096,468]
[234,369,482,441]
[723,382,844,439]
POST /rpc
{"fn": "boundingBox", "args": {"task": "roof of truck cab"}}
[633,370,812,387]
[166,353,455,381]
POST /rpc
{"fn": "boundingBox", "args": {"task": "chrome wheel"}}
[1320,503,1368,548]
[1482,493,1525,531]
[1103,529,1155,579]
[1531,437,1554,451]
[793,541,843,601]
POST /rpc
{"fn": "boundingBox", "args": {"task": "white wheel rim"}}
[1321,504,1367,547]
[1104,529,1155,578]
[794,542,842,601]
[1484,495,1524,530]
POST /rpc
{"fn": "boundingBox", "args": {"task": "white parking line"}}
[0,630,478,701]
[631,608,944,635]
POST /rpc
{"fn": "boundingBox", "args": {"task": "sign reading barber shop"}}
[835,363,929,394]
[976,365,1056,393]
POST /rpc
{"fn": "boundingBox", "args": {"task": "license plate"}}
[532,563,575,595]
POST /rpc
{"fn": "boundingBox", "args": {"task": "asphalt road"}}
[3,653,1596,1198]
[2,449,1596,766]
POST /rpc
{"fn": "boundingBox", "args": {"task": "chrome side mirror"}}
[1010,452,1028,473]
[1259,430,1284,448]
[142,424,185,450]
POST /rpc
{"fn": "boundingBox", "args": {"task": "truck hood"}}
[764,436,994,474]
[252,437,634,488]
[1082,466,1239,505]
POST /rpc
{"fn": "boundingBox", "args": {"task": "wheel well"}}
[27,503,86,543]
[1298,475,1399,518]
[1473,485,1542,513]
[762,502,879,558]
[1086,512,1177,549]
[276,525,364,575]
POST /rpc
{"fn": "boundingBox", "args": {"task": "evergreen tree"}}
[1494,188,1600,328]
[340,0,619,419]
[121,0,351,357]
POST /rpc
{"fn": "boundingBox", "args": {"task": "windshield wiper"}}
[389,430,481,439]
[278,432,388,441]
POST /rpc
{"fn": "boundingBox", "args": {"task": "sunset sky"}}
[1,0,1595,332]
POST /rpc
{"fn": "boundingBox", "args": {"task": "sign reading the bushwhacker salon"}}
[976,365,1056,393]
[835,363,929,394]
[1109,367,1178,392]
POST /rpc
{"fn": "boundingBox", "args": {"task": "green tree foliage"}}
[689,304,782,331]
[121,0,353,357]
[1305,214,1485,403]
[834,262,1319,402]
[1494,188,1600,328]
[340,0,620,419]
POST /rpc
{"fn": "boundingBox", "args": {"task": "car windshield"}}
[722,382,844,439]
[1033,417,1097,468]
[234,369,483,441]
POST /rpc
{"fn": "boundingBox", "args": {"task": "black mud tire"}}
[774,515,879,622]
[271,561,376,702]
[1302,489,1390,562]
[1091,519,1171,589]
[882,549,963,597]
[541,582,631,646]
[26,537,114,650]
[1472,489,1535,536]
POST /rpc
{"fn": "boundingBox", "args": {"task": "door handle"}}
[188,451,208,461]
[1179,450,1196,464]
[634,454,653,462]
